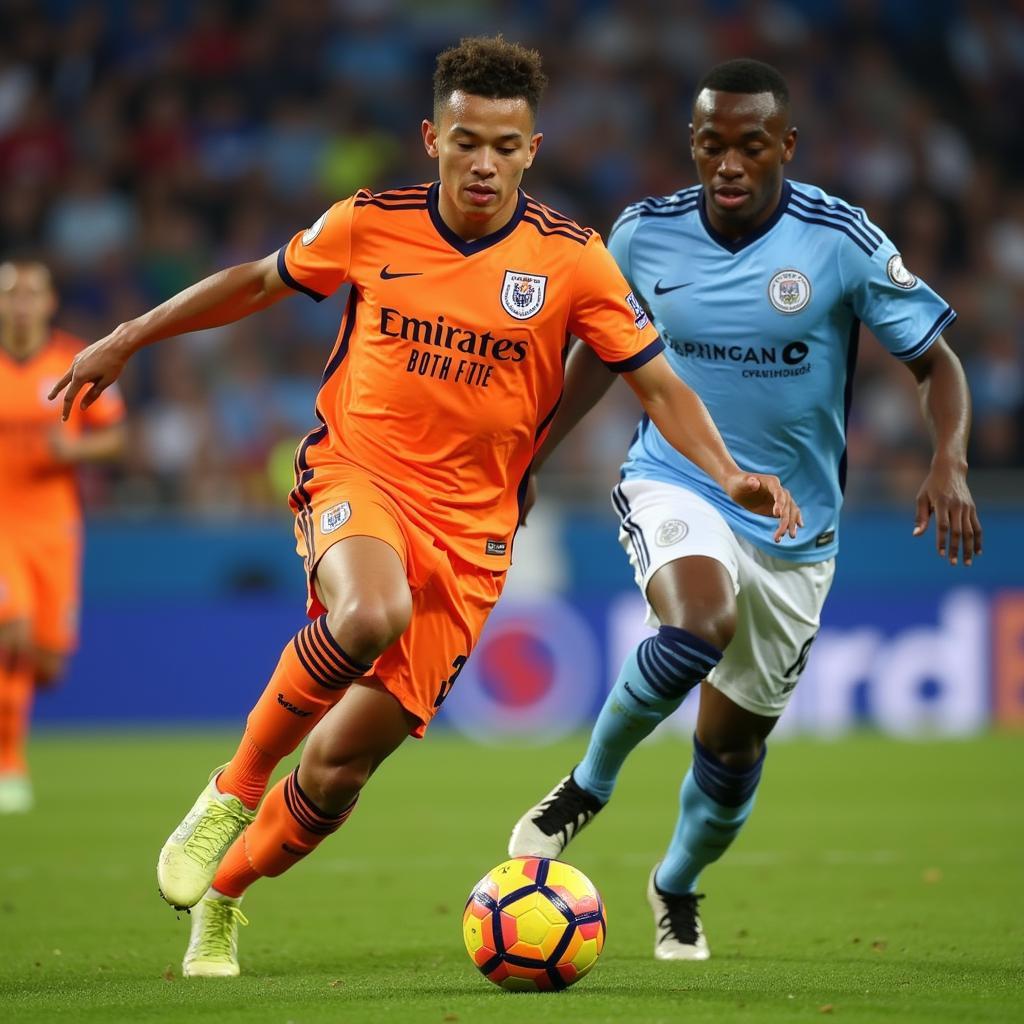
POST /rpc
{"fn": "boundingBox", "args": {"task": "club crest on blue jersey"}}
[320,501,351,534]
[886,254,917,289]
[625,291,650,329]
[501,271,547,320]
[768,269,812,314]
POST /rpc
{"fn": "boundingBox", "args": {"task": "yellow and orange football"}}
[462,856,607,992]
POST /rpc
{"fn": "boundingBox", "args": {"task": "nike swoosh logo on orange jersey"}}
[653,280,692,295]
[380,265,423,279]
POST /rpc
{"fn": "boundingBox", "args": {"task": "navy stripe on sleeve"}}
[602,338,664,373]
[783,211,876,256]
[788,190,883,247]
[894,306,957,362]
[788,195,881,253]
[277,246,328,302]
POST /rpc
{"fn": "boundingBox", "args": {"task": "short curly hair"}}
[695,59,790,115]
[433,35,547,118]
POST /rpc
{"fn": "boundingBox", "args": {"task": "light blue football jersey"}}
[610,179,955,562]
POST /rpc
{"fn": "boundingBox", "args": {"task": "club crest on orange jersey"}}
[501,271,547,320]
[320,501,351,534]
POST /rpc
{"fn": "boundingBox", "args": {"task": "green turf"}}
[1,731,1021,1023]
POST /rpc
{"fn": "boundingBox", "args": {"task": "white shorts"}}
[613,478,835,718]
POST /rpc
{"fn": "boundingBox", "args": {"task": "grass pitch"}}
[1,730,1021,1023]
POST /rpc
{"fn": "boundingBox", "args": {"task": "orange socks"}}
[217,615,371,808]
[213,769,357,898]
[0,662,33,775]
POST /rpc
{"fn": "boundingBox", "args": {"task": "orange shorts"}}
[0,522,82,653]
[292,467,505,736]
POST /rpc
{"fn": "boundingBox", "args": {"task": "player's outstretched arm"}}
[519,338,617,524]
[49,252,288,420]
[905,337,982,566]
[538,338,617,466]
[49,422,126,465]
[624,353,802,543]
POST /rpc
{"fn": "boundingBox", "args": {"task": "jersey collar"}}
[427,181,527,257]
[698,180,792,254]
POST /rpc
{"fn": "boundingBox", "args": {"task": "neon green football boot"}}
[182,892,248,978]
[0,773,33,814]
[157,768,256,909]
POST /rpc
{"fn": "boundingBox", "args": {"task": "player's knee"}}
[669,605,736,655]
[325,594,411,664]
[302,751,373,812]
[33,651,66,688]
[700,733,765,770]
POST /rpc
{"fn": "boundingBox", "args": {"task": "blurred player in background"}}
[0,260,125,813]
[51,39,799,977]
[509,59,981,960]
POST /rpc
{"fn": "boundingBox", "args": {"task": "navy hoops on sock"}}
[656,735,766,894]
[574,627,722,802]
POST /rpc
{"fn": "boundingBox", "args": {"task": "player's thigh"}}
[613,478,740,632]
[0,554,32,670]
[18,527,81,661]
[0,540,33,642]
[313,536,412,630]
[294,470,415,638]
[647,557,738,650]
[708,538,835,720]
[373,555,505,738]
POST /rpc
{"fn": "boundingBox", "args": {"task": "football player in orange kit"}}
[0,260,125,813]
[51,37,801,976]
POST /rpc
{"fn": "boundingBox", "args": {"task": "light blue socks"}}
[655,735,765,894]
[574,626,722,802]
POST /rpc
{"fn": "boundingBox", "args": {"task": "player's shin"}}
[656,735,764,894]
[574,626,722,802]
[0,660,34,776]
[217,615,372,809]
[212,769,358,898]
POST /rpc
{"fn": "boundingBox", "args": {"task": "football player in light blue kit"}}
[509,59,982,960]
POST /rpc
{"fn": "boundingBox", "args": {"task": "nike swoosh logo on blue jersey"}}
[380,265,423,279]
[653,280,692,295]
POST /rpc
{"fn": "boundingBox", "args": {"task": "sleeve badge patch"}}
[625,291,650,329]
[302,210,329,246]
[886,254,917,289]
[320,501,351,534]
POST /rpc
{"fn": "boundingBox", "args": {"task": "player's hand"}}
[912,459,982,566]
[48,329,132,422]
[519,474,538,526]
[0,618,31,674]
[48,427,77,465]
[724,472,802,543]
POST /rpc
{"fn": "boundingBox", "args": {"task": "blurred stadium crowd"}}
[3,0,1022,516]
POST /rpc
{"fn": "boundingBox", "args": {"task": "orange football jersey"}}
[280,182,662,569]
[0,329,125,528]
